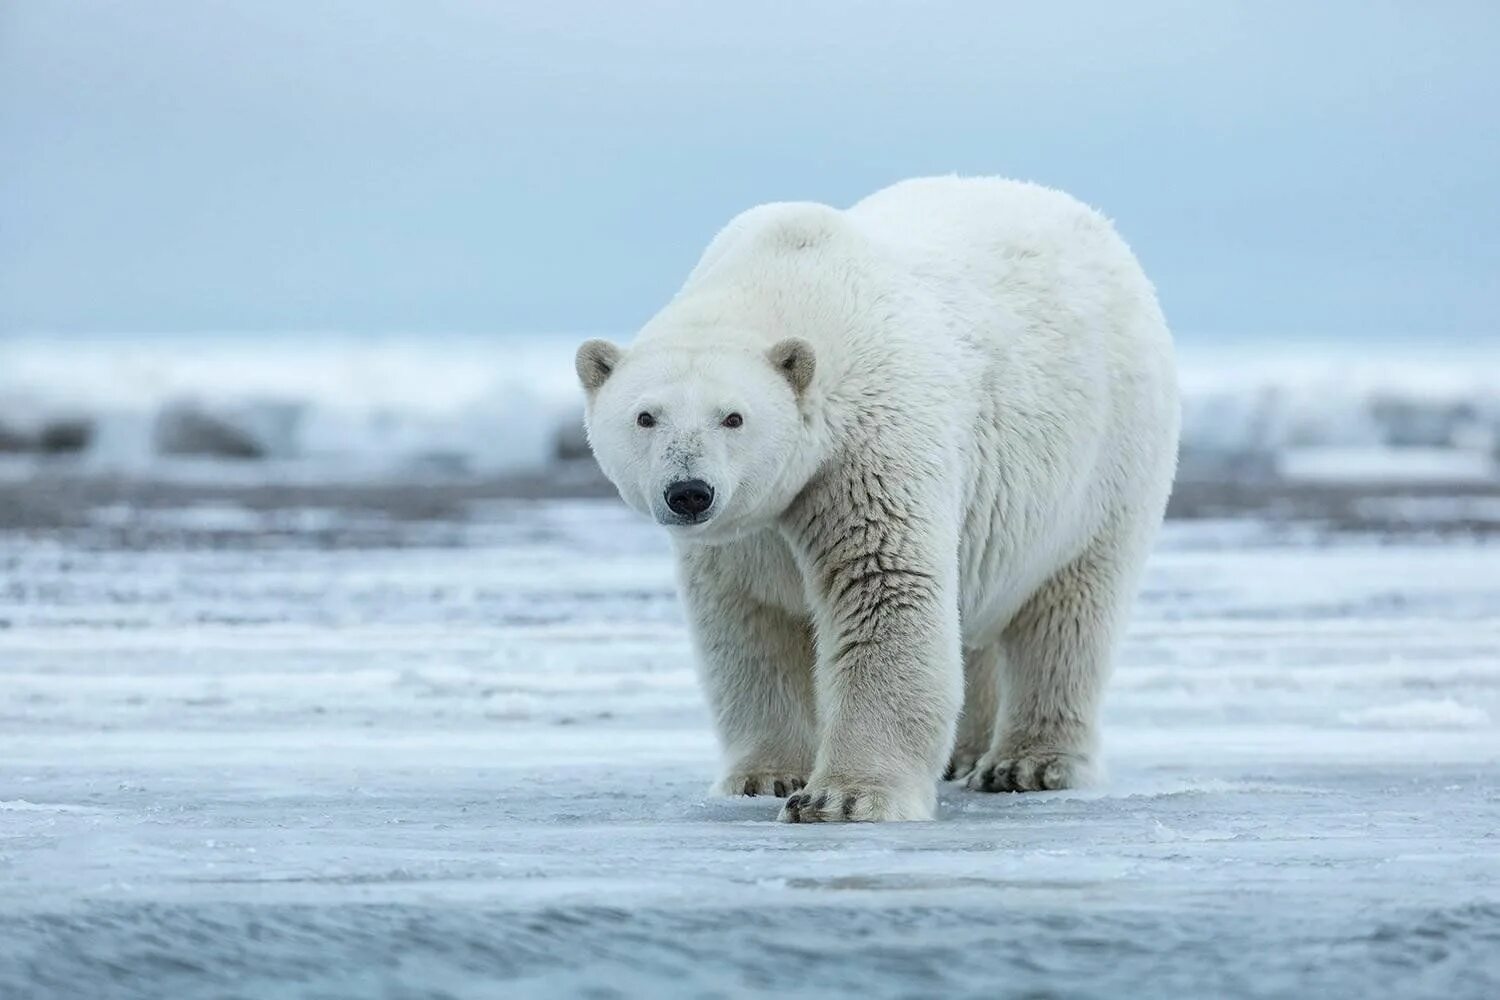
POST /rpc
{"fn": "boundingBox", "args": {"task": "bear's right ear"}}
[575,339,623,395]
[767,337,815,397]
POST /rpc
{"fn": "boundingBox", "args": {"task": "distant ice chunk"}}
[0,394,94,454]
[154,399,301,459]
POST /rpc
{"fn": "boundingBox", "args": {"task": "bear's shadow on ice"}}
[661,773,1287,826]
[675,784,1083,826]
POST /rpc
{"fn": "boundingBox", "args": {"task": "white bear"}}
[576,176,1178,822]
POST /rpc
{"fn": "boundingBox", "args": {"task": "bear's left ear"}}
[767,337,815,397]
[575,339,623,395]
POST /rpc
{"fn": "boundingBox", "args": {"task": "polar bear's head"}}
[575,336,816,543]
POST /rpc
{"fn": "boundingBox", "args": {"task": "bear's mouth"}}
[657,508,715,528]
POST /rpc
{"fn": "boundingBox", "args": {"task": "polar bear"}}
[576,176,1178,822]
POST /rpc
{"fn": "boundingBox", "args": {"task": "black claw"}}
[1002,760,1022,791]
[942,763,956,781]
[742,778,757,796]
[812,794,828,812]
[773,780,787,798]
[842,795,856,819]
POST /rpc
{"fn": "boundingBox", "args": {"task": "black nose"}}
[664,479,715,518]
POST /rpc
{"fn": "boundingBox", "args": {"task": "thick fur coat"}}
[577,176,1179,822]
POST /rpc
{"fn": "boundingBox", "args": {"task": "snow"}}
[1,497,1498,998]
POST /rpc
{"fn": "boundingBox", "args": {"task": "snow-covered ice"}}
[2,499,1498,998]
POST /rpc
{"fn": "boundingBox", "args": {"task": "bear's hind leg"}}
[946,642,1003,781]
[682,572,818,798]
[967,534,1142,793]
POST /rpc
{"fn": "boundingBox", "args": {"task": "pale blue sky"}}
[1,2,1496,342]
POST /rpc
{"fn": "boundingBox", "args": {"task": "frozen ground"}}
[2,495,1499,999]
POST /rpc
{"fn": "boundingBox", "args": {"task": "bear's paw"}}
[714,770,807,799]
[943,744,986,782]
[778,777,934,823]
[964,749,1089,793]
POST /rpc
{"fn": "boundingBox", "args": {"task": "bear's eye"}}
[636,412,656,428]
[722,413,743,429]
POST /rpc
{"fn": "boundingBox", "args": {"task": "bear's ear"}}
[575,339,623,395]
[767,337,815,397]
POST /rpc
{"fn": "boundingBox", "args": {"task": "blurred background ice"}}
[1,333,1497,487]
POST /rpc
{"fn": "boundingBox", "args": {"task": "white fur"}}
[578,176,1179,822]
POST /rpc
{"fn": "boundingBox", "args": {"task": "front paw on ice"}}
[778,782,933,823]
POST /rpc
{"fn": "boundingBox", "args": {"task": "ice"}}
[0,334,581,476]
[1338,699,1492,730]
[1280,446,1496,484]
[1,497,1498,998]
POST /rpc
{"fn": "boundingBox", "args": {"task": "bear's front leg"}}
[777,463,963,822]
[678,544,818,798]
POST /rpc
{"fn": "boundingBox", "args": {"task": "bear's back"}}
[848,176,1123,269]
